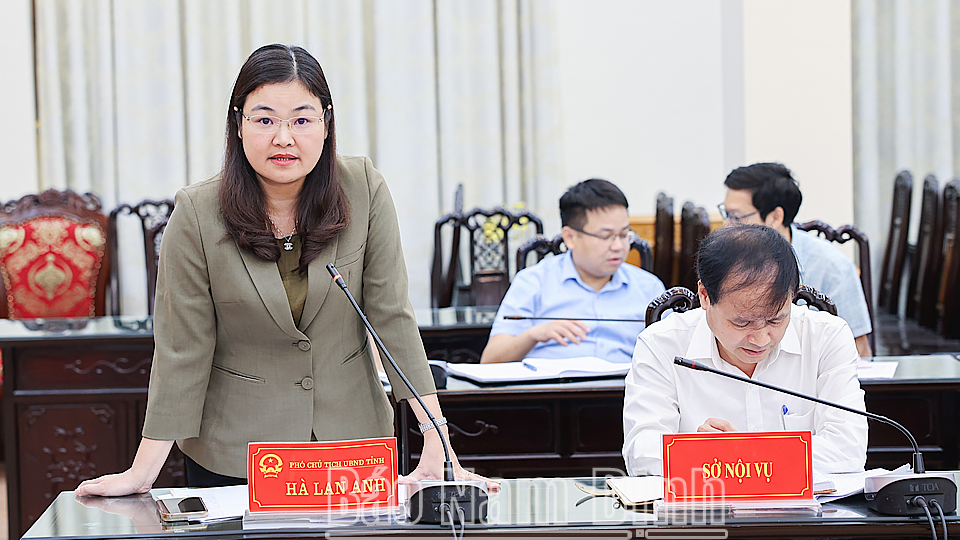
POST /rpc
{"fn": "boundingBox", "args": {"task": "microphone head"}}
[325,263,339,278]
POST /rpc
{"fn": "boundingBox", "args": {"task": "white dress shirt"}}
[623,305,867,476]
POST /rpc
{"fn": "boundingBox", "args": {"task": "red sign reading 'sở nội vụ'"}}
[662,431,813,503]
[247,438,398,513]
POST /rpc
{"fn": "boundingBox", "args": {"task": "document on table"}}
[445,356,629,384]
[151,484,249,523]
[857,359,898,379]
[815,468,894,502]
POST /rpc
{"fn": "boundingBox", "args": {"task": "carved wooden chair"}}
[644,285,836,327]
[936,179,960,339]
[430,184,464,308]
[678,202,710,291]
[459,207,543,306]
[107,198,175,315]
[906,175,942,327]
[653,192,675,286]
[645,286,699,326]
[794,220,874,353]
[878,171,913,314]
[515,232,653,272]
[0,189,111,319]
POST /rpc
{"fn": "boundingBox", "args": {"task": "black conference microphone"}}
[326,263,487,525]
[673,356,957,516]
[502,315,645,323]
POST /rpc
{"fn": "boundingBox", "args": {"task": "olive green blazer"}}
[142,155,435,478]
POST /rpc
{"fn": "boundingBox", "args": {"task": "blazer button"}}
[298,340,311,351]
[300,377,315,390]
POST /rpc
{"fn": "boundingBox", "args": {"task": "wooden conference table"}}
[2,310,960,538]
[22,475,960,539]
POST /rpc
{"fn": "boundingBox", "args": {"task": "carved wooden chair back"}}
[107,199,175,315]
[794,220,875,352]
[936,179,960,339]
[678,202,710,290]
[429,184,465,308]
[460,206,543,306]
[878,171,913,314]
[0,190,110,319]
[906,175,942,327]
[653,192,675,286]
[645,286,698,327]
[515,233,653,272]
[645,285,836,327]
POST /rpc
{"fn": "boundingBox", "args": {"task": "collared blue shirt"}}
[791,225,873,338]
[490,251,665,363]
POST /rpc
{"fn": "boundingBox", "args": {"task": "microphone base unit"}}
[406,480,488,525]
[864,471,957,515]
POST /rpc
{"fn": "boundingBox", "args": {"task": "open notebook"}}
[446,356,629,384]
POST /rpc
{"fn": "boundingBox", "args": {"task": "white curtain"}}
[852,0,960,289]
[33,0,563,313]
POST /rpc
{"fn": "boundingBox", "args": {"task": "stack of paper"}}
[446,356,629,384]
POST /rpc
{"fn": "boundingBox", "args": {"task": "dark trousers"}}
[184,454,246,487]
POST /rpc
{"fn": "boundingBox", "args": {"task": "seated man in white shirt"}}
[622,224,867,476]
[480,179,665,364]
[719,162,873,357]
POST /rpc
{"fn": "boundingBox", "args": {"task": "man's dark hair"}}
[559,179,628,230]
[697,224,800,312]
[723,163,802,226]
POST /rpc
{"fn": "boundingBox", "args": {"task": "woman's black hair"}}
[220,43,348,272]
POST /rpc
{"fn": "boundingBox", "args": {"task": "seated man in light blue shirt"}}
[720,162,873,357]
[480,179,665,364]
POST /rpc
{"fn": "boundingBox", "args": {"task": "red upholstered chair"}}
[0,190,110,319]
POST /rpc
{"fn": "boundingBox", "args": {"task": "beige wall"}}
[0,1,858,308]
[743,0,854,226]
[555,0,855,228]
[0,0,40,197]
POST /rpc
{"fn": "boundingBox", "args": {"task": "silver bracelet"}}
[418,417,448,434]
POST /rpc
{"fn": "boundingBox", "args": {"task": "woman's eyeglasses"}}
[240,113,324,135]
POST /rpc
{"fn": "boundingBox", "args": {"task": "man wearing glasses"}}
[480,179,665,364]
[719,162,873,357]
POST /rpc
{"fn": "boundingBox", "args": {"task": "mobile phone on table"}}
[156,496,208,522]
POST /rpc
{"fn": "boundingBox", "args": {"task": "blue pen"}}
[781,405,788,430]
[523,362,537,372]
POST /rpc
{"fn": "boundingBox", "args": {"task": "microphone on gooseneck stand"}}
[326,264,487,525]
[502,315,645,323]
[673,357,957,517]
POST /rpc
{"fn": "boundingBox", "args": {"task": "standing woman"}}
[77,44,485,495]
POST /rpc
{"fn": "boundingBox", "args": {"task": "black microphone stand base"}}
[864,472,957,515]
[406,480,488,525]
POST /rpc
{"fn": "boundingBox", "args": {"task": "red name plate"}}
[662,431,813,502]
[247,437,398,513]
